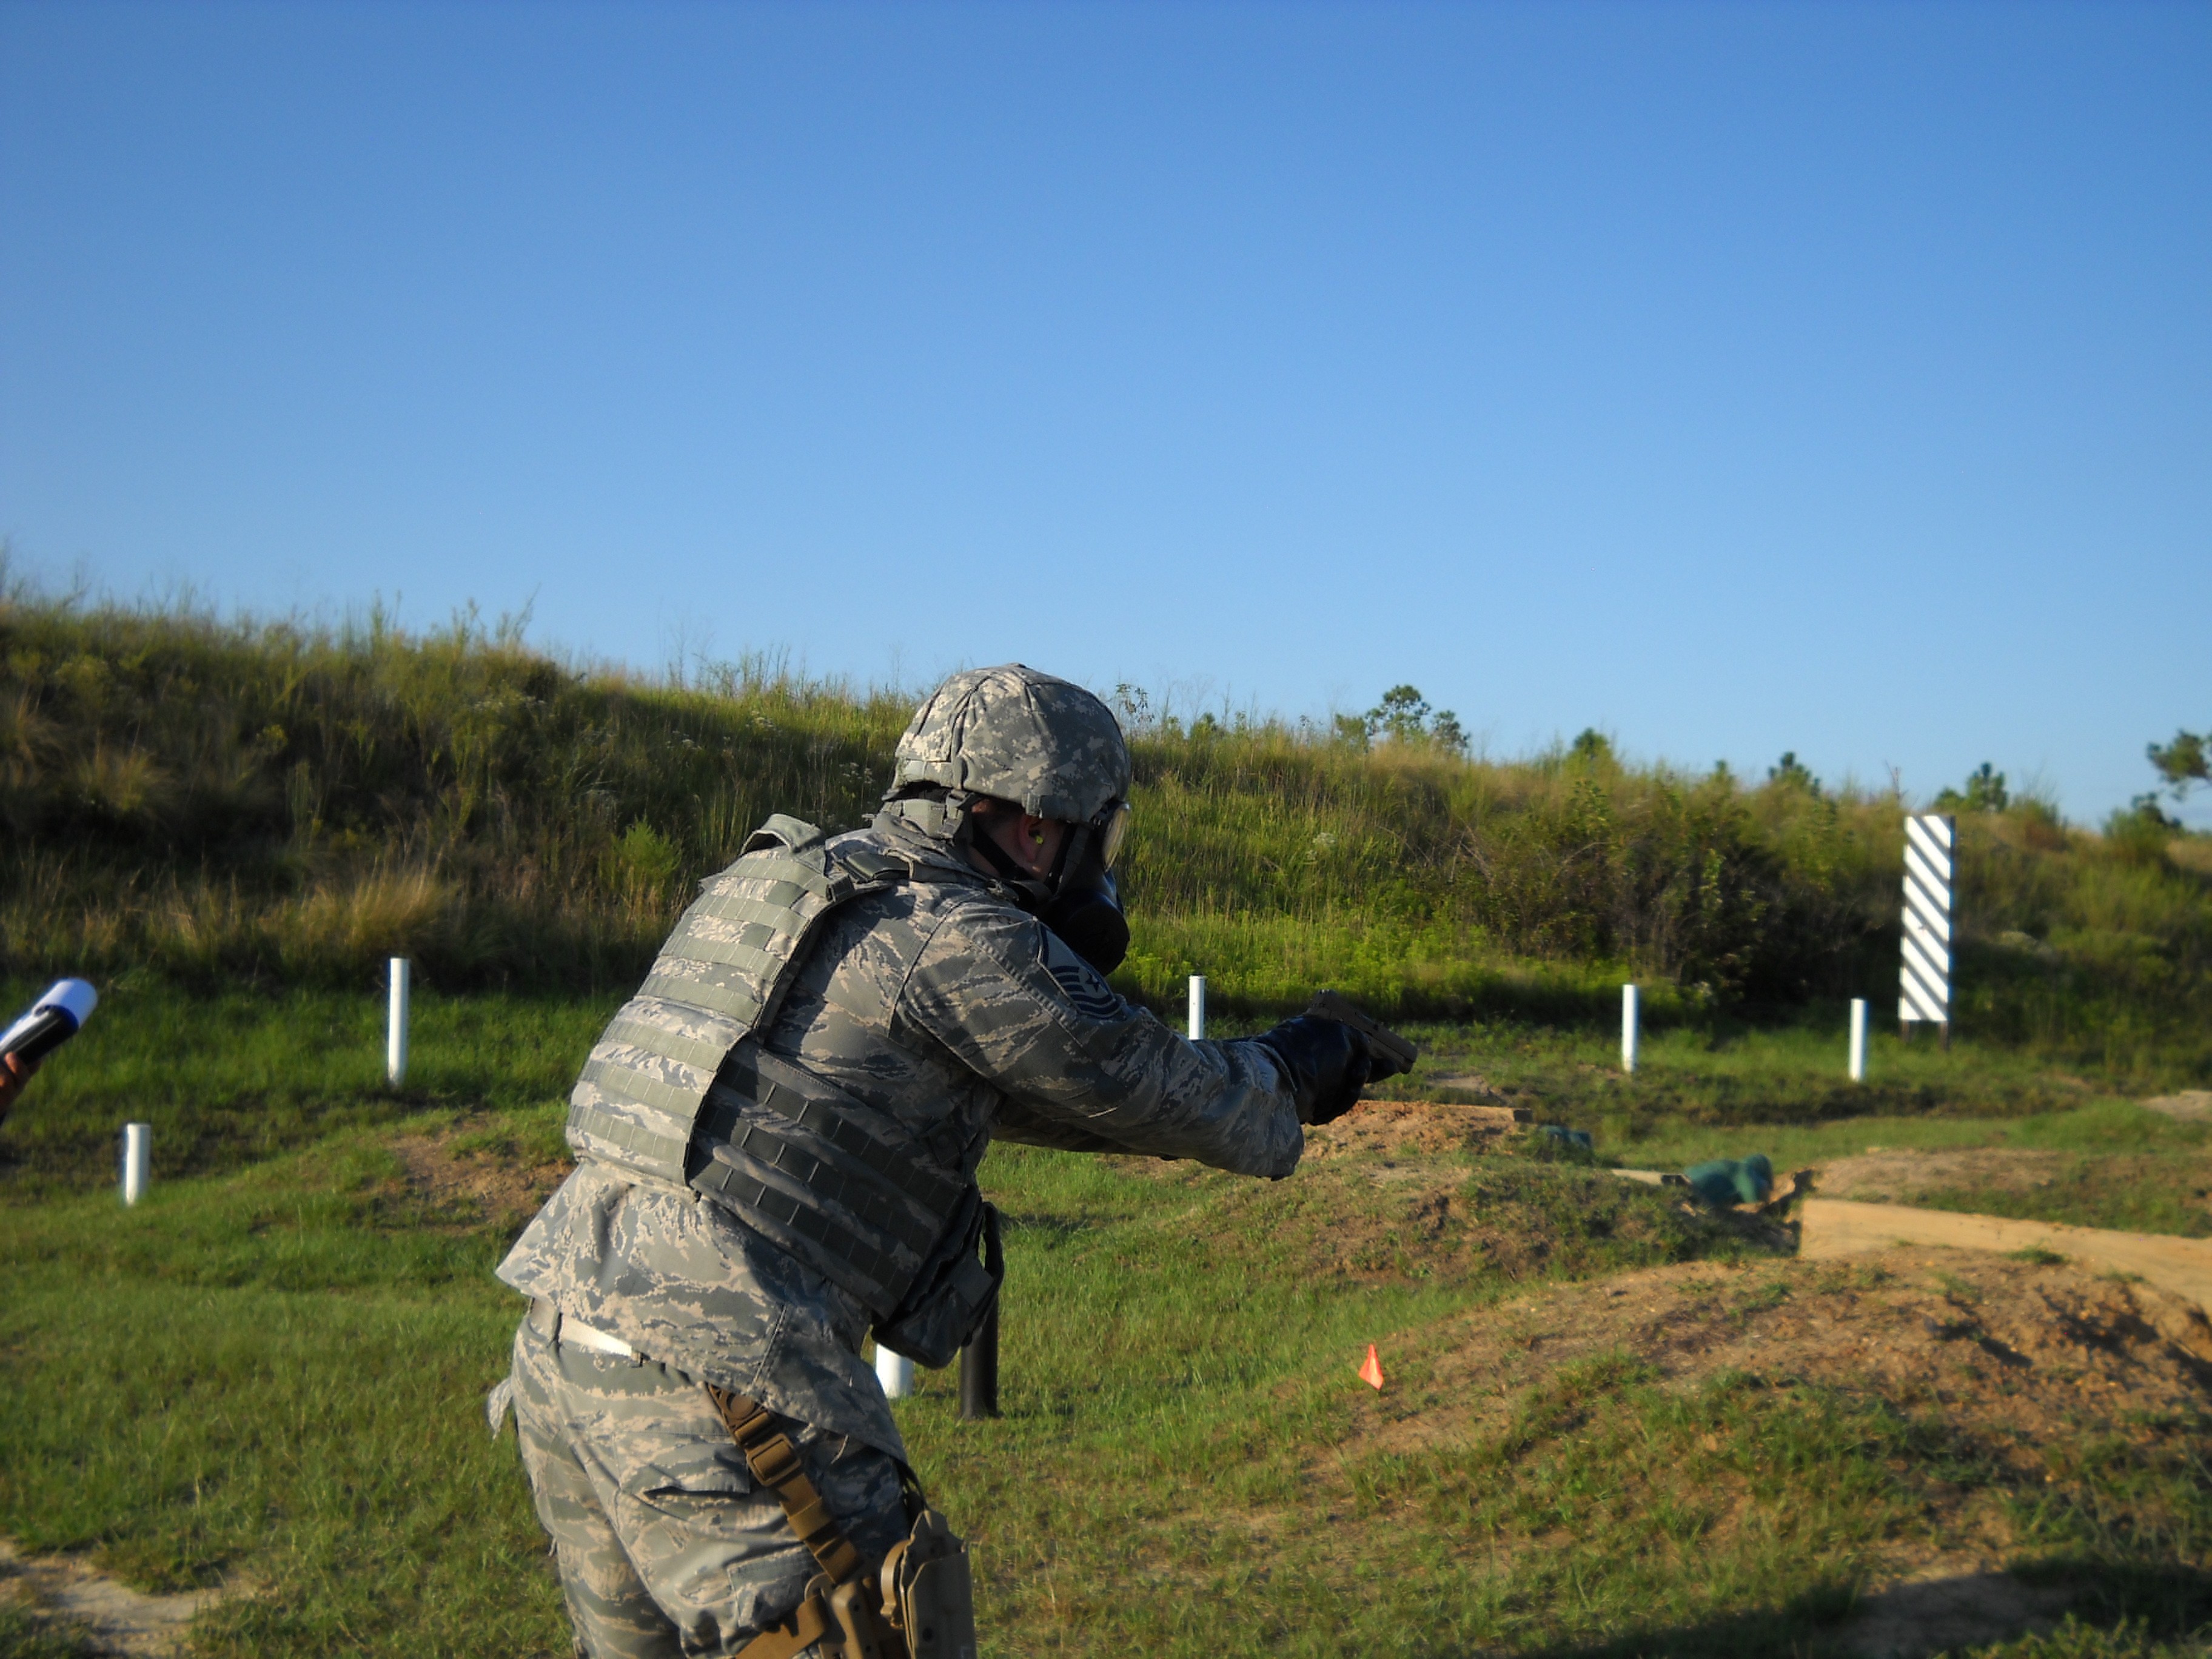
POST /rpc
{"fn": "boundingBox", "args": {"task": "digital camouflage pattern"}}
[561,814,899,1200]
[495,665,1304,1656]
[559,814,964,1326]
[507,1313,905,1659]
[497,806,1305,1461]
[888,664,1131,823]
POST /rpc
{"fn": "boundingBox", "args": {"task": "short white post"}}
[1188,974,1207,1041]
[121,1122,150,1205]
[1620,984,1640,1074]
[876,1344,914,1400]
[387,957,410,1086]
[1849,997,1868,1082]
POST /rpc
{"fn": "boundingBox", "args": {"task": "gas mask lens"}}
[1093,801,1131,870]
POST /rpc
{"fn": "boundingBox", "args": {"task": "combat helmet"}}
[890,664,1130,827]
[886,665,1134,971]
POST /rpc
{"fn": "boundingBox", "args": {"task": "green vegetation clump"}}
[0,578,909,991]
[3,574,2210,1076]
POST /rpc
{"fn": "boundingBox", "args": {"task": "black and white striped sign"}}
[1900,813,1955,1025]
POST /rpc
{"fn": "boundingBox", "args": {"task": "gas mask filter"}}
[1041,863,1128,976]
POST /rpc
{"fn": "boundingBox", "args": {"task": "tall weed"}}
[1,578,2207,1074]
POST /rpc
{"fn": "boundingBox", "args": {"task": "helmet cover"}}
[891,665,1131,824]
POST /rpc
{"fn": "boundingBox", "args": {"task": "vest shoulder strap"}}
[565,822,910,1186]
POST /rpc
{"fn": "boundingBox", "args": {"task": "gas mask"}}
[967,799,1132,976]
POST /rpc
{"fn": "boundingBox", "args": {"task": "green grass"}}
[5,575,2211,1080]
[13,976,2199,1199]
[2,1061,2206,1658]
[1604,1095,2203,1173]
[0,976,602,1193]
[0,1604,98,1659]
[1384,1010,2135,1128]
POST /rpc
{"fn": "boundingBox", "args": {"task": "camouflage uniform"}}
[494,666,1306,1658]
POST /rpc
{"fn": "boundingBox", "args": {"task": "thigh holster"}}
[706,1387,977,1659]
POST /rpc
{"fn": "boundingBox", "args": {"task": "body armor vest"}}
[566,816,986,1341]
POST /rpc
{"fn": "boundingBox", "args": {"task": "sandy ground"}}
[1812,1145,2078,1205]
[0,1539,230,1657]
[2143,1090,2212,1124]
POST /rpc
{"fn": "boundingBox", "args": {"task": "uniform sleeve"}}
[895,900,1305,1179]
[988,1094,1150,1155]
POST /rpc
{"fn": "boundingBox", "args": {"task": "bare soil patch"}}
[0,1538,230,1656]
[1839,1564,2074,1658]
[1358,1249,2211,1461]
[389,1120,569,1231]
[1303,1098,1523,1162]
[1104,1099,1521,1182]
[2144,1090,2212,1124]
[1814,1147,2074,1205]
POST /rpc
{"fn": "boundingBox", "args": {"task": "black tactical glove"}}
[1255,1014,1409,1127]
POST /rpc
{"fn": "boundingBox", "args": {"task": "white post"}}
[1621,984,1639,1074]
[1849,997,1868,1082]
[121,1122,150,1205]
[1188,974,1207,1041]
[387,957,411,1086]
[875,1344,914,1401]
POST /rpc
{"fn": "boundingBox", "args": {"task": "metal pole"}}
[874,1345,914,1401]
[1849,998,1868,1082]
[1187,974,1207,1041]
[387,957,410,1086]
[122,1122,150,1205]
[959,1207,1004,1421]
[1620,984,1639,1074]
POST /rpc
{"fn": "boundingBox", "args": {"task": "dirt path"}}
[0,1540,229,1656]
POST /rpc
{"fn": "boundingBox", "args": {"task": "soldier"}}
[492,663,1408,1658]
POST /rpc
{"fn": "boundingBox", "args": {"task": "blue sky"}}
[2,1,2205,822]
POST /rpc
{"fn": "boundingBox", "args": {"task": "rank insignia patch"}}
[1036,926,1123,1020]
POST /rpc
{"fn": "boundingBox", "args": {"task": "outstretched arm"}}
[899,905,1306,1179]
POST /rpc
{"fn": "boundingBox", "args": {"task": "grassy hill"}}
[3,575,2208,1659]
[2,575,2208,1079]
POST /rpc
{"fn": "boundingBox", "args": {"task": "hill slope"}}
[2,583,2207,1072]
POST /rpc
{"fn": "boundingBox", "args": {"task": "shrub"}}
[2,575,2208,1073]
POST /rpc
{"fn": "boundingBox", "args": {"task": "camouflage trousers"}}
[506,1309,908,1658]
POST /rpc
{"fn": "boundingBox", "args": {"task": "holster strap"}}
[731,1590,835,1659]
[704,1386,867,1587]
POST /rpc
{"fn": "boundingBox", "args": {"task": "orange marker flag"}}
[1358,1344,1384,1390]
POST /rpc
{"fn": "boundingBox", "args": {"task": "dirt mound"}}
[2144,1090,2212,1124]
[389,1122,568,1230]
[1357,1249,2212,1466]
[1304,1098,1523,1161]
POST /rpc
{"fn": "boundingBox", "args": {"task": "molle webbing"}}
[688,1048,964,1316]
[717,1047,968,1219]
[562,816,906,1191]
[563,815,981,1322]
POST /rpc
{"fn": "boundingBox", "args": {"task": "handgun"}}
[1304,989,1418,1076]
